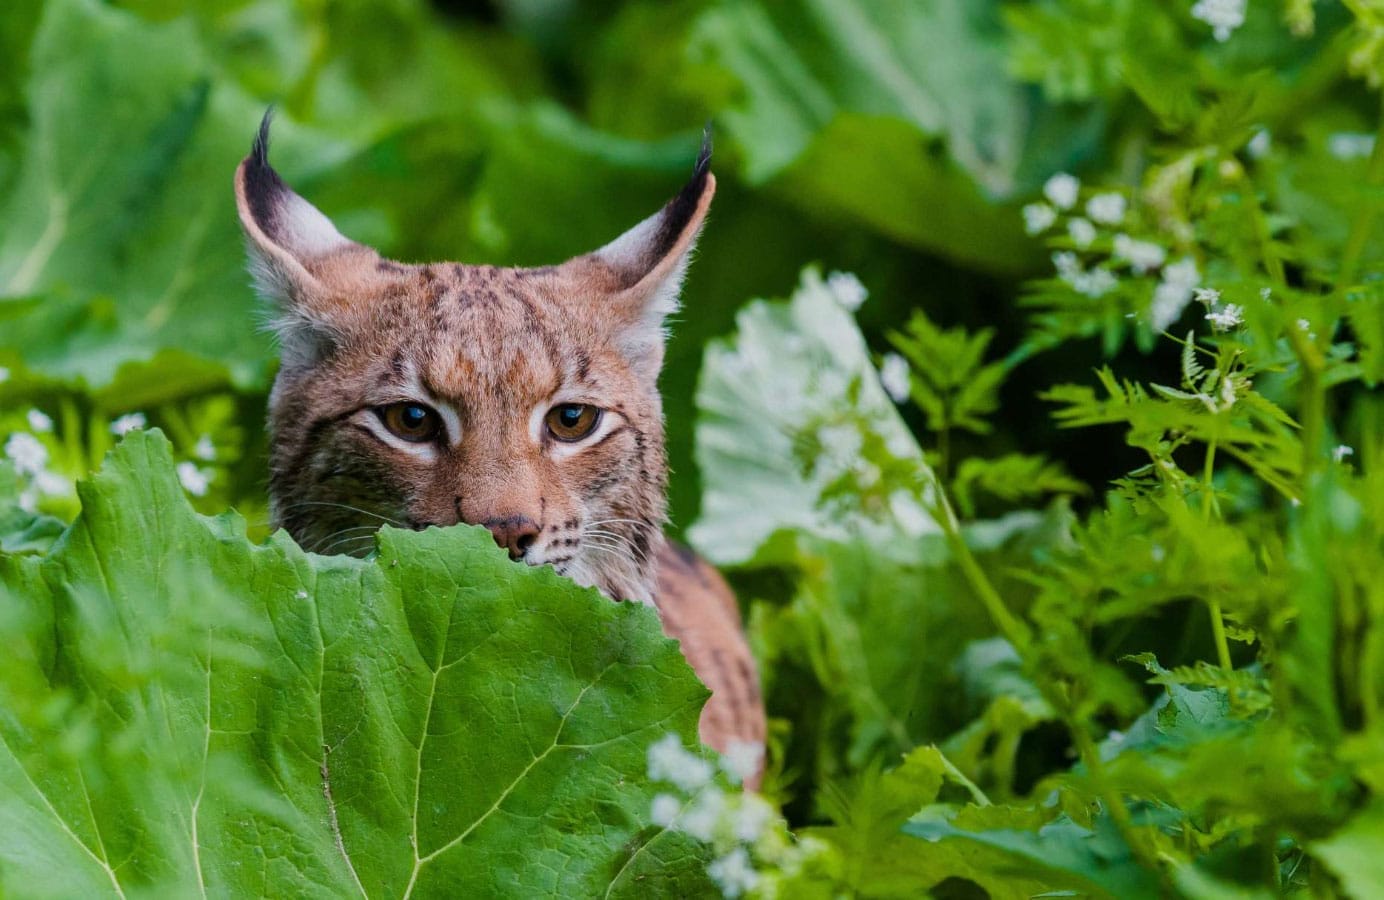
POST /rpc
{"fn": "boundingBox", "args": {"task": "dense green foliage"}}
[2,0,1384,896]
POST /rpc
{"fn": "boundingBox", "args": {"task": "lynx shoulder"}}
[234,112,764,786]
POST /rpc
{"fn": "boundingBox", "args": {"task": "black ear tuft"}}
[633,124,714,284]
[252,106,274,167]
[243,106,286,235]
[694,120,712,180]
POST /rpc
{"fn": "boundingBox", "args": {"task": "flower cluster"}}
[645,735,829,898]
[1194,286,1245,333]
[878,353,910,404]
[1025,172,1218,331]
[1191,0,1246,42]
[4,412,71,513]
[825,271,868,313]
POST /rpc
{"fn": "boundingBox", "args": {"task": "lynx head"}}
[235,113,713,603]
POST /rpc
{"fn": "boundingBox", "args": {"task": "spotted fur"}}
[235,112,764,784]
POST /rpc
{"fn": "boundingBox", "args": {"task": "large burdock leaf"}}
[681,0,1097,273]
[0,431,712,897]
[689,267,943,567]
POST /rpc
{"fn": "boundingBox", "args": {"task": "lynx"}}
[234,113,765,785]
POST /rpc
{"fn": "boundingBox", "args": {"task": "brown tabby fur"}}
[234,114,764,786]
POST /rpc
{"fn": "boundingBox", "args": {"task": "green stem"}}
[1201,436,1233,670]
[939,507,1031,652]
[931,481,1166,882]
[938,422,951,485]
[1069,716,1162,874]
[1288,325,1326,478]
[937,750,992,807]
[1201,436,1218,521]
[1208,597,1233,671]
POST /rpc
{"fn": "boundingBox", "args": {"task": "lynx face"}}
[235,114,714,603]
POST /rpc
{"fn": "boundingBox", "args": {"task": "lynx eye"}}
[546,404,602,442]
[377,402,441,443]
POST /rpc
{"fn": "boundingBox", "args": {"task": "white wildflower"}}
[1112,234,1167,274]
[1260,286,1273,302]
[18,489,37,514]
[33,470,68,496]
[879,353,911,404]
[26,409,52,433]
[110,413,147,436]
[1217,374,1237,409]
[176,462,211,497]
[194,434,217,461]
[647,734,714,792]
[720,740,765,786]
[826,271,868,312]
[1022,202,1058,235]
[1247,128,1271,159]
[1163,257,1201,291]
[732,793,777,843]
[1192,0,1246,42]
[1052,251,1082,281]
[1043,172,1080,210]
[5,432,48,476]
[1075,268,1117,298]
[651,793,682,828]
[681,789,728,842]
[1150,281,1194,331]
[1329,133,1376,160]
[1149,258,1202,329]
[1206,303,1245,332]
[1086,192,1127,225]
[1067,217,1097,248]
[707,848,760,898]
[1297,318,1312,331]
[0,366,9,383]
[1334,444,1355,463]
[1194,287,1221,307]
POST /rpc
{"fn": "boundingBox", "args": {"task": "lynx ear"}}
[234,111,363,365]
[583,127,716,380]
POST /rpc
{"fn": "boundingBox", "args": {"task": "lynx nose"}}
[483,516,540,561]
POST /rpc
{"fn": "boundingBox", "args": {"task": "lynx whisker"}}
[306,524,381,554]
[312,530,382,557]
[280,500,406,528]
[582,527,650,563]
[583,518,658,532]
[580,540,641,572]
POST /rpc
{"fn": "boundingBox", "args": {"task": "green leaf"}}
[952,453,1087,517]
[0,460,63,553]
[681,0,1064,272]
[0,0,321,391]
[1313,802,1384,898]
[904,807,1164,899]
[0,431,713,896]
[809,746,1055,899]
